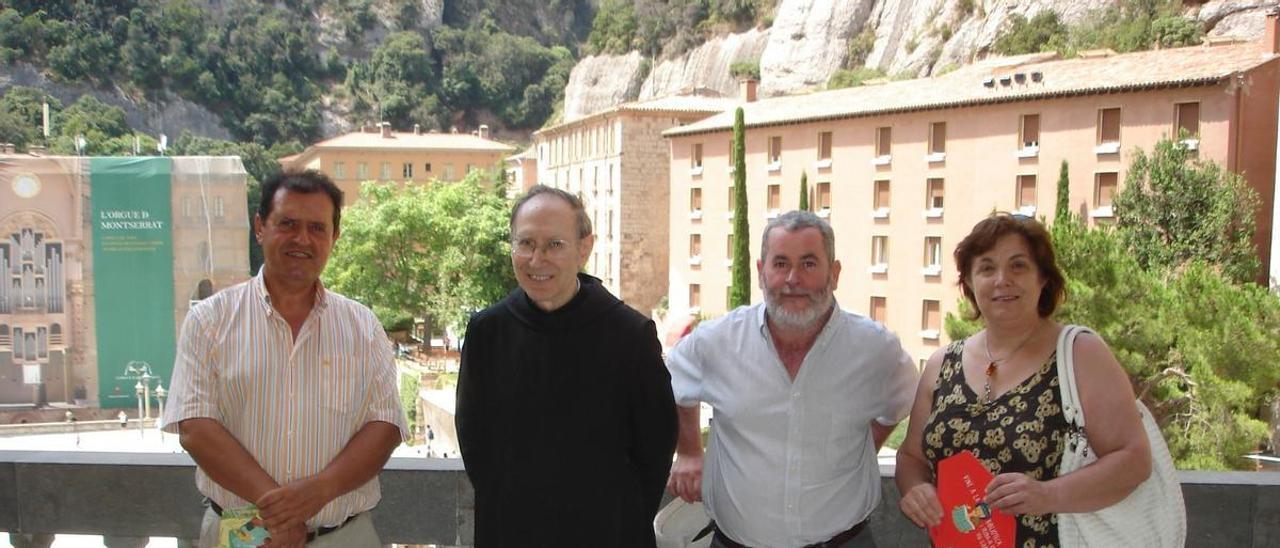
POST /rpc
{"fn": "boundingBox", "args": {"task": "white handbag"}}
[1055,325,1187,547]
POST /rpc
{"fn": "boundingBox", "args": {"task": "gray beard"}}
[765,287,835,331]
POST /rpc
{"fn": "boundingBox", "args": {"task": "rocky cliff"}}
[562,0,1280,121]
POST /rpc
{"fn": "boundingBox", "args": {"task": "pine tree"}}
[729,107,751,308]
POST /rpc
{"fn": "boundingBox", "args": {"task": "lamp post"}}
[140,371,154,420]
[155,384,167,428]
[134,381,145,437]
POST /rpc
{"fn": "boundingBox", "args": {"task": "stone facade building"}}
[531,93,737,316]
[280,124,515,205]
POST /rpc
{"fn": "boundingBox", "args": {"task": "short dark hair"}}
[258,170,344,231]
[509,184,592,238]
[954,213,1066,320]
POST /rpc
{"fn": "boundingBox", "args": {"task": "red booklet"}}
[929,451,1016,548]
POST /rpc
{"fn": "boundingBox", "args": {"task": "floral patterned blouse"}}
[922,340,1071,548]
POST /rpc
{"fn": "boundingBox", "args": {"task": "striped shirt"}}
[162,268,407,528]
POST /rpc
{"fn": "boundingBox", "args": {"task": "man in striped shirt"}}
[163,170,407,548]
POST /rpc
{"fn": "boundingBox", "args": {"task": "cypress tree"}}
[1055,159,1071,223]
[798,170,809,211]
[729,107,751,308]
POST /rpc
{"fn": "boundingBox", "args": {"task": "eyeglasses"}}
[511,237,576,260]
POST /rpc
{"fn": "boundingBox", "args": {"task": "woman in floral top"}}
[893,213,1151,548]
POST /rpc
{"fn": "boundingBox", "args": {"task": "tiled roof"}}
[666,43,1277,137]
[537,94,737,136]
[310,131,516,152]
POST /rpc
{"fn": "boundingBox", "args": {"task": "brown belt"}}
[208,499,357,541]
[713,519,868,548]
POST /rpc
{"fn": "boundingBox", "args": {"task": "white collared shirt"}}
[162,269,408,528]
[668,303,918,547]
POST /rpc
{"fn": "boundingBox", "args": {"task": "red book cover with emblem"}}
[929,451,1016,548]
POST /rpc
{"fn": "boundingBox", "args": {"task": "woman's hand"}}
[985,472,1058,515]
[899,482,944,528]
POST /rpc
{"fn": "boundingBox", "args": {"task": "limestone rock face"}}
[560,0,1278,118]
[758,0,876,97]
[1199,1,1279,39]
[563,52,646,121]
[640,28,770,100]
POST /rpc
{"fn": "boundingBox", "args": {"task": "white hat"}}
[654,498,714,548]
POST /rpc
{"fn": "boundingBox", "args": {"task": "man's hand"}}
[667,452,704,502]
[898,483,943,528]
[256,476,333,532]
[262,521,307,548]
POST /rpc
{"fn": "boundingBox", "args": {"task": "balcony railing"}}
[1,451,1279,547]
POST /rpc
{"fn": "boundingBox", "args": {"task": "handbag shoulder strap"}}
[1056,324,1096,428]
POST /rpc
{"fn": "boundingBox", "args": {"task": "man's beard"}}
[765,283,835,331]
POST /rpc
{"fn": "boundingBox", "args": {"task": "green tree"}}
[324,173,516,333]
[827,67,886,90]
[399,371,421,444]
[1113,137,1260,283]
[1055,160,1070,222]
[798,171,809,211]
[729,107,751,308]
[993,12,1068,55]
[587,0,638,54]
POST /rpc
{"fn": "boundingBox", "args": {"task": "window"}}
[1017,174,1037,214]
[928,122,946,155]
[214,196,225,219]
[818,131,833,161]
[870,296,887,324]
[1020,114,1040,149]
[1096,108,1121,153]
[425,162,432,173]
[380,162,391,180]
[444,164,455,181]
[768,136,782,167]
[1093,172,1118,217]
[921,300,941,339]
[692,143,703,169]
[923,236,942,276]
[690,234,702,267]
[403,162,413,179]
[816,182,831,213]
[727,186,735,215]
[875,127,892,157]
[926,178,944,215]
[334,162,346,180]
[357,162,368,180]
[767,184,781,214]
[726,234,735,264]
[468,164,477,174]
[870,235,889,273]
[689,284,702,310]
[1175,102,1200,147]
[873,180,890,218]
[727,140,735,167]
[182,197,194,219]
[690,188,703,218]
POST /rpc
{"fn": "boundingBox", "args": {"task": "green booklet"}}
[218,504,270,548]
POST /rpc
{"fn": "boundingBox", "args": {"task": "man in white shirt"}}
[667,210,918,548]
